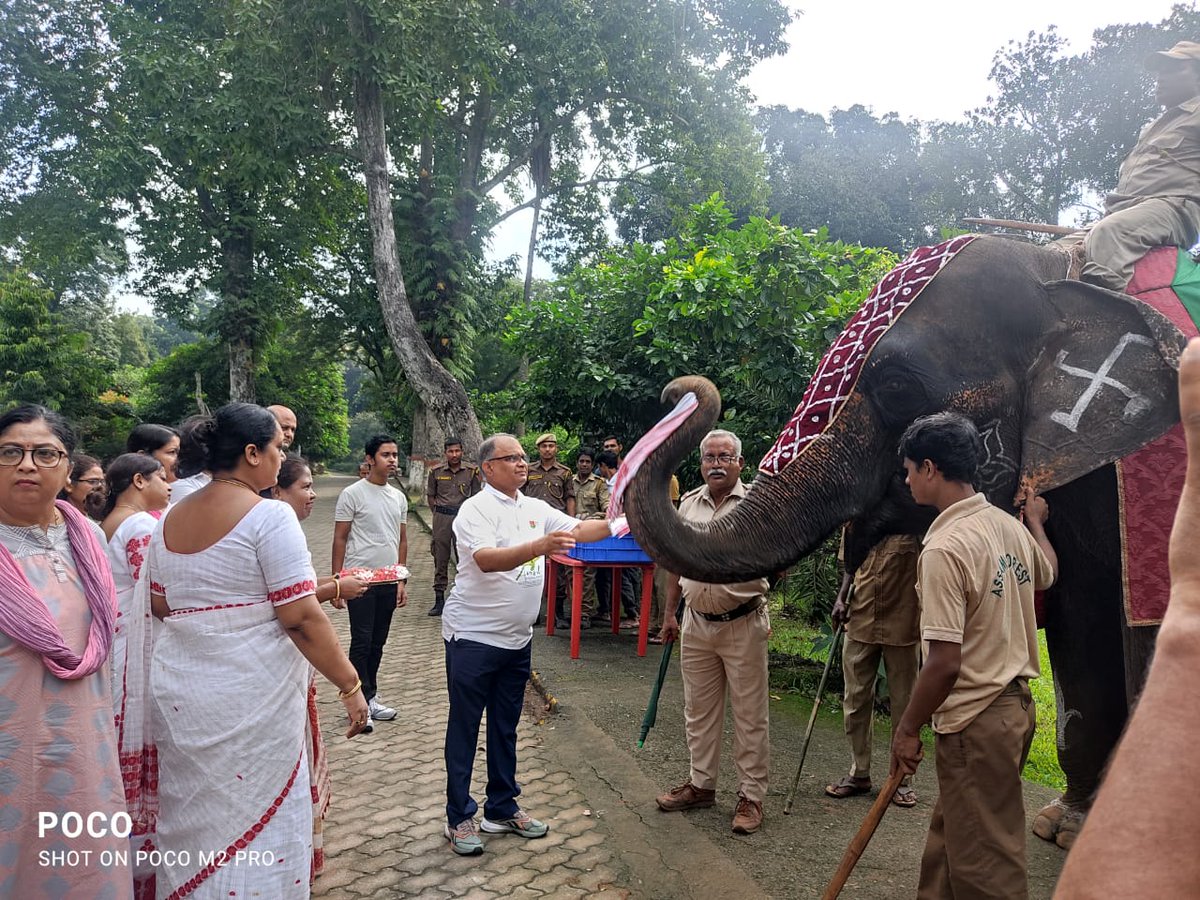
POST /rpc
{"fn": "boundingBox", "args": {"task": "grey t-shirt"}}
[334,478,408,569]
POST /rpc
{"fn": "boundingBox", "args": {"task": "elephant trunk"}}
[625,376,879,583]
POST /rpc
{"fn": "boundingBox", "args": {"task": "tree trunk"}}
[512,194,542,438]
[228,338,256,403]
[347,1,483,458]
[407,401,447,492]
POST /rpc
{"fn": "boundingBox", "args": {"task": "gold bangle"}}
[333,577,341,602]
[338,677,362,700]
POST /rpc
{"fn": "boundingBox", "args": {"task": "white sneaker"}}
[361,714,374,735]
[368,697,396,721]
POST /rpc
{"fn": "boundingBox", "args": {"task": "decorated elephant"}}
[624,234,1194,848]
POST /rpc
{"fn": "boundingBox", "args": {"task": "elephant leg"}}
[1122,622,1159,706]
[1036,474,1128,849]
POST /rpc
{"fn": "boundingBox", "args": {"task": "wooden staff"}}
[822,768,907,900]
[783,620,845,815]
[962,217,1077,236]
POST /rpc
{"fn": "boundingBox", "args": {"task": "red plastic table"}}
[544,553,655,659]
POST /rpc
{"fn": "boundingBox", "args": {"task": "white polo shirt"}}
[443,483,578,650]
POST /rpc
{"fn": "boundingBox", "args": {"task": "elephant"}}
[624,234,1190,849]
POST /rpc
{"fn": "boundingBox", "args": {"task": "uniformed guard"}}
[524,433,576,627]
[425,437,481,616]
[571,446,610,625]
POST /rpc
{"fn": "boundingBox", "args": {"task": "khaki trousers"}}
[918,681,1036,900]
[1078,196,1200,291]
[681,604,770,803]
[841,637,919,780]
[430,511,456,593]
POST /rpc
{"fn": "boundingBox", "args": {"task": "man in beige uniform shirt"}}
[1073,41,1200,291]
[655,429,770,835]
[891,412,1056,899]
[826,531,921,807]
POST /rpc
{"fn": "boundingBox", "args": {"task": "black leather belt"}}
[695,597,762,623]
[433,505,461,516]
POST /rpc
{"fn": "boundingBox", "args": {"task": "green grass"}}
[1024,631,1066,792]
[766,599,1067,792]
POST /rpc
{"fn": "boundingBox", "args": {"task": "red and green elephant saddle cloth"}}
[1120,246,1200,625]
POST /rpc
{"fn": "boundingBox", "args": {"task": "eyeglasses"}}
[75,478,105,487]
[701,454,739,465]
[486,454,527,465]
[0,445,69,468]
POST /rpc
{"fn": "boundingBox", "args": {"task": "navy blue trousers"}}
[444,637,531,826]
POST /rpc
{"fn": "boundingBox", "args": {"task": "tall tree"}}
[1,0,358,401]
[338,0,791,461]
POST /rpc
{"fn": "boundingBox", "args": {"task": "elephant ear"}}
[1021,279,1187,493]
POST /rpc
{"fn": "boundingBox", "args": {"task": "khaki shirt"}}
[524,461,574,512]
[918,493,1054,734]
[572,472,609,519]
[846,533,921,646]
[426,463,481,512]
[677,481,769,615]
[1108,97,1200,211]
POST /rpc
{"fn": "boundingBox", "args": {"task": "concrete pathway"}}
[303,475,1066,898]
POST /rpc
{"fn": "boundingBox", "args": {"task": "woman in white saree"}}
[148,404,368,899]
[100,452,171,899]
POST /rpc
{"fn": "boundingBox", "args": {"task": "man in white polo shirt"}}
[441,433,612,856]
[332,433,409,733]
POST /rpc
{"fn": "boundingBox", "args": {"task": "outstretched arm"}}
[1056,337,1200,897]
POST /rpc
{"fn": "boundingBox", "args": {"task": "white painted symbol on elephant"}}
[977,419,1017,492]
[1050,333,1155,433]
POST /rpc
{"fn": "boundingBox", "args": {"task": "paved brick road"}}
[304,475,632,900]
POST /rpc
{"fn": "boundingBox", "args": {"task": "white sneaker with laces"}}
[368,697,396,721]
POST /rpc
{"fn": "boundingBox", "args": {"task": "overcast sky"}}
[493,0,1185,275]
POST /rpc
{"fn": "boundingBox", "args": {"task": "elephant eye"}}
[869,367,928,423]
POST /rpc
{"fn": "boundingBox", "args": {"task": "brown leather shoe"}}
[656,782,716,812]
[731,797,763,834]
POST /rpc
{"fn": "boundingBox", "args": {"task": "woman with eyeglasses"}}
[271,454,370,883]
[0,404,133,896]
[147,404,366,898]
[98,453,171,898]
[60,452,105,518]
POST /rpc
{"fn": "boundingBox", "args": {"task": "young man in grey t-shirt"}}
[332,433,409,731]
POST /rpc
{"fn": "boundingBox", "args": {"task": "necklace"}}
[114,504,145,514]
[213,477,258,494]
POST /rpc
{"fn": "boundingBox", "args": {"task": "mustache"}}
[705,468,727,478]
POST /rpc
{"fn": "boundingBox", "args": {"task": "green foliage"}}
[0,269,122,449]
[509,195,896,459]
[137,336,350,462]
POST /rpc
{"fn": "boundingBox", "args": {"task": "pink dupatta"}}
[0,499,117,678]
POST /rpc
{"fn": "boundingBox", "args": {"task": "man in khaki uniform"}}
[1072,41,1200,291]
[891,412,1056,899]
[655,429,770,835]
[524,433,575,627]
[571,447,610,623]
[426,437,481,617]
[825,531,921,807]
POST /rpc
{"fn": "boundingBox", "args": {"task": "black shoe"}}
[555,617,570,630]
[429,590,445,617]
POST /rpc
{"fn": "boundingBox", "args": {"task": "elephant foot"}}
[1032,797,1087,850]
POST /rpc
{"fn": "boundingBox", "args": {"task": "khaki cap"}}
[1148,41,1200,68]
[535,433,558,445]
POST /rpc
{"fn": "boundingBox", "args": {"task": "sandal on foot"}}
[891,786,917,808]
[825,775,871,798]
